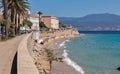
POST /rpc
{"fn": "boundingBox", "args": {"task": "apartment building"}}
[28,13,39,30]
[41,15,59,29]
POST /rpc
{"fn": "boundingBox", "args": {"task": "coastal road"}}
[0,35,25,74]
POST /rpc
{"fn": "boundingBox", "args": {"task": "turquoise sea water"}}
[61,34,120,74]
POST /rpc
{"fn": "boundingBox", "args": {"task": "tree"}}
[8,0,29,23]
[0,0,29,38]
[37,11,42,27]
[8,0,29,34]
[45,48,55,73]
[39,21,47,29]
[0,19,6,38]
[22,19,32,28]
[59,22,67,28]
[2,0,9,38]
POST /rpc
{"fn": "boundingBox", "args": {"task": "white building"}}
[28,14,39,31]
[27,11,40,42]
[51,16,59,29]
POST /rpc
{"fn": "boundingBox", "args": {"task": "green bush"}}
[22,19,33,28]
[39,22,47,28]
[59,22,67,28]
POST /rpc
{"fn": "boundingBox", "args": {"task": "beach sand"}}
[46,38,81,74]
[51,61,80,74]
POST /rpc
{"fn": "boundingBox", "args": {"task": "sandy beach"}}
[41,29,84,74]
[47,38,81,74]
[27,28,84,74]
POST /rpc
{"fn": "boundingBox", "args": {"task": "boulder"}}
[117,67,120,71]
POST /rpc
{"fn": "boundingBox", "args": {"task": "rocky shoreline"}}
[27,35,50,74]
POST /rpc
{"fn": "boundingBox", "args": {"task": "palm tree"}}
[15,0,29,34]
[45,48,54,73]
[37,11,42,27]
[0,0,29,38]
[2,0,9,38]
[8,0,29,34]
[8,0,29,23]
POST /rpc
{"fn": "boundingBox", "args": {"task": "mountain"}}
[59,13,120,31]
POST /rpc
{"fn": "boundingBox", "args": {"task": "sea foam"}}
[59,39,69,48]
[62,50,85,74]
[59,41,66,47]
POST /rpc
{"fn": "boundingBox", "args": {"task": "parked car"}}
[19,30,25,34]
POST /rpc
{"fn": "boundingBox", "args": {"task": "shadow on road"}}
[11,52,17,74]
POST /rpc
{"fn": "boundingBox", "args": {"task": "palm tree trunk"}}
[10,9,16,36]
[15,13,17,35]
[16,14,19,34]
[16,14,18,28]
[1,26,3,39]
[11,9,15,23]
[3,0,9,38]
[39,14,40,25]
[50,61,52,74]
[18,14,21,34]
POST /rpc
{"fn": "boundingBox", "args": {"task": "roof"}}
[28,13,58,20]
[28,14,39,18]
[41,14,58,19]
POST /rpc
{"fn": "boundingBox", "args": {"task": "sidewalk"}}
[17,33,39,74]
[0,35,25,74]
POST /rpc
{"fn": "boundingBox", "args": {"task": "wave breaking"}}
[59,39,70,48]
[62,50,85,74]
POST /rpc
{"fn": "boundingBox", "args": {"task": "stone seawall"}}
[40,28,79,38]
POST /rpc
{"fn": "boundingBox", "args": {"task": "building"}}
[41,15,59,29]
[28,13,39,30]
[27,10,40,42]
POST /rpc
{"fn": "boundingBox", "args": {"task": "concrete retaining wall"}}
[17,33,39,74]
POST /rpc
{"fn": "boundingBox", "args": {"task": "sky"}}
[29,0,120,17]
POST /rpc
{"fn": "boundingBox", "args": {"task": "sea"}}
[59,31,120,74]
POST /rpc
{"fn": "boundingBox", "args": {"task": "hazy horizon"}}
[58,13,120,18]
[29,0,120,17]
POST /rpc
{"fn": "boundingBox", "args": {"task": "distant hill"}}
[59,13,120,31]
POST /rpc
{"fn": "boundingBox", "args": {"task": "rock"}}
[117,67,120,71]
